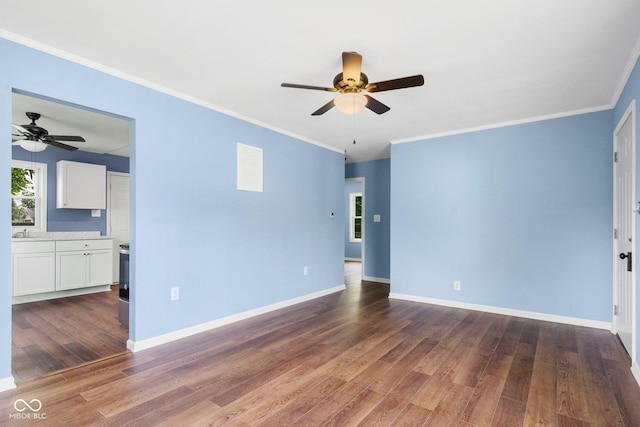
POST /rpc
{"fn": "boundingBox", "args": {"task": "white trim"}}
[0,376,16,393]
[389,292,612,331]
[390,105,612,145]
[106,171,130,284]
[612,99,637,362]
[106,171,130,237]
[11,160,47,233]
[632,362,640,388]
[345,178,365,282]
[348,192,363,243]
[0,30,342,156]
[4,27,636,159]
[127,285,346,352]
[364,276,391,284]
[12,284,111,305]
[611,32,640,108]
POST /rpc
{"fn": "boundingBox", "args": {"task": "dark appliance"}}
[118,243,130,325]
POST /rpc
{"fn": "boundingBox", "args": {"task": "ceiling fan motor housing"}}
[23,112,48,137]
[333,72,369,93]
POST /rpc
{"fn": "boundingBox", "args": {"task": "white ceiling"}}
[2,1,640,162]
[11,92,131,157]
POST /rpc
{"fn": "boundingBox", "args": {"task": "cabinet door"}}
[56,251,86,290]
[56,160,106,209]
[86,250,113,287]
[12,252,56,296]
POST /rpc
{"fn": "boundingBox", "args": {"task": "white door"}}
[107,172,130,282]
[614,102,635,356]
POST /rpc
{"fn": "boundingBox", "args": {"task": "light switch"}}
[91,209,101,217]
[373,214,381,223]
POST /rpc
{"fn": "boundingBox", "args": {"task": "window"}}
[11,160,47,232]
[349,192,362,242]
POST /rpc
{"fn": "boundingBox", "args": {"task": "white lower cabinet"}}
[56,240,113,291]
[12,241,56,296]
[56,249,113,290]
[12,238,113,301]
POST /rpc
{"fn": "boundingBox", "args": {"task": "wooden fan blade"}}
[48,135,86,142]
[41,136,79,151]
[342,52,362,87]
[365,75,424,92]
[281,83,337,92]
[311,99,336,116]
[364,95,390,114]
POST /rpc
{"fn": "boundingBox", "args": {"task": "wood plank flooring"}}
[1,262,639,426]
[11,285,128,382]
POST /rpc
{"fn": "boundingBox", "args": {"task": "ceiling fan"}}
[12,112,85,152]
[282,51,424,116]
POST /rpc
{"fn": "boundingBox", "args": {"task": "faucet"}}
[13,229,28,238]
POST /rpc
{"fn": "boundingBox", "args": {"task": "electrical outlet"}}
[453,281,461,291]
[171,287,180,301]
[303,266,309,276]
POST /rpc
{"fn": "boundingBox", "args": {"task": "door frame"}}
[346,177,365,279]
[613,99,636,359]
[106,171,130,283]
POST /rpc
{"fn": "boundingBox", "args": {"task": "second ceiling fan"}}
[12,112,85,151]
[282,51,424,116]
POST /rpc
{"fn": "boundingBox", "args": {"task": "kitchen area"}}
[10,91,131,381]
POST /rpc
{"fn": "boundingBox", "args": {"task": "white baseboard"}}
[632,362,640,388]
[363,276,390,284]
[0,376,16,393]
[12,285,111,305]
[389,292,612,330]
[128,285,346,353]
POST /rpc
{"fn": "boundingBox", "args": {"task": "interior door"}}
[614,104,635,356]
[108,172,130,282]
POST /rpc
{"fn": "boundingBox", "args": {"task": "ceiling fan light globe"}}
[19,140,48,152]
[334,93,367,115]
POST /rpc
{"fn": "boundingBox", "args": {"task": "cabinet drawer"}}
[11,241,55,254]
[56,239,113,252]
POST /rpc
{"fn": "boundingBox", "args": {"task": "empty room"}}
[1,1,640,425]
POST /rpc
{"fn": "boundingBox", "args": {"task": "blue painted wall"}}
[345,159,390,280]
[391,111,613,322]
[0,38,344,380]
[614,55,640,363]
[12,146,129,234]
[344,180,362,259]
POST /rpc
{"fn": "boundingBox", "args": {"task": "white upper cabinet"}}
[56,160,106,209]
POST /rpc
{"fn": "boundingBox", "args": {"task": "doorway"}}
[345,178,365,283]
[108,171,130,283]
[10,91,132,382]
[613,100,636,358]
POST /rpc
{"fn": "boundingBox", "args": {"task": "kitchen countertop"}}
[11,231,112,242]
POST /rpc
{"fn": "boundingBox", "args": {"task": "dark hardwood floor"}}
[11,285,128,382]
[1,262,639,425]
